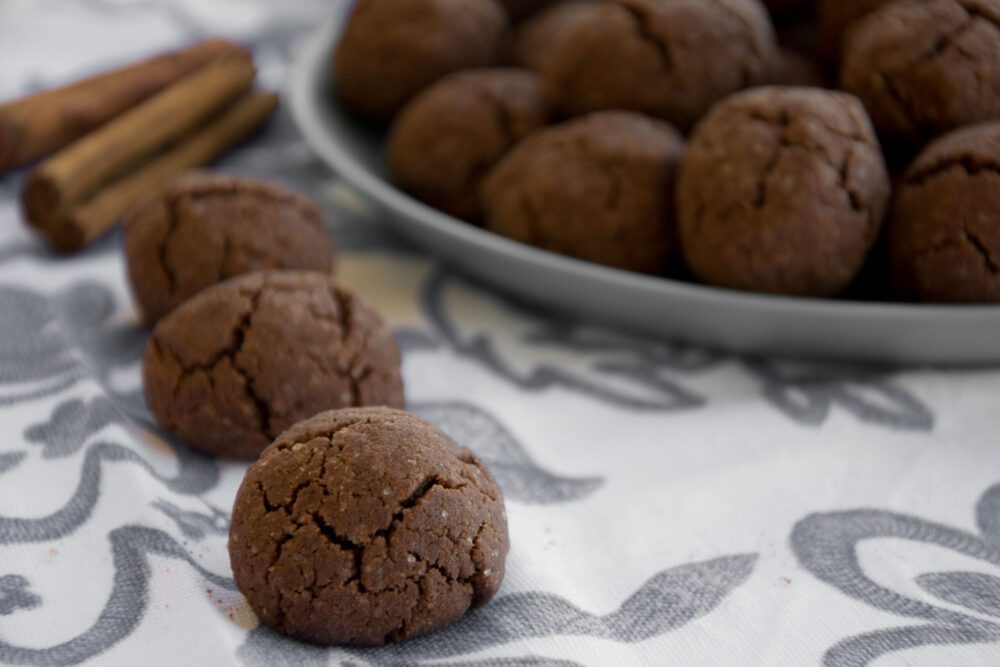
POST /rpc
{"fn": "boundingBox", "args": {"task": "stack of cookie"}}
[119,170,510,647]
[334,0,1000,303]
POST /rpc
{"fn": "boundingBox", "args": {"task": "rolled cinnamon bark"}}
[23,54,256,248]
[0,37,248,172]
[61,91,279,252]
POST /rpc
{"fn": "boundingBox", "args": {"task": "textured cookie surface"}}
[124,171,333,324]
[890,122,1000,302]
[536,0,775,129]
[839,0,1000,144]
[333,0,508,119]
[143,271,404,459]
[677,86,889,297]
[387,69,548,221]
[228,407,509,646]
[482,110,684,274]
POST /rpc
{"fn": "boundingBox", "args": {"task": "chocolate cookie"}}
[536,0,775,130]
[123,171,333,325]
[387,69,548,221]
[677,87,890,296]
[333,0,508,119]
[890,122,1000,302]
[228,407,509,646]
[840,0,1000,145]
[482,111,684,274]
[143,271,404,459]
[816,0,893,61]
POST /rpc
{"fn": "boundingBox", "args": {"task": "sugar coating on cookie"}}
[228,407,509,646]
[143,271,404,459]
[677,86,889,297]
[840,0,1000,144]
[387,69,548,222]
[123,171,333,325]
[333,0,508,119]
[536,0,775,130]
[482,110,685,274]
[890,122,1000,302]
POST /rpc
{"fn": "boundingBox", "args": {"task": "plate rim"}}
[284,9,1000,362]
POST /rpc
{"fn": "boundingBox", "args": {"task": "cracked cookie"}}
[890,122,1000,302]
[481,110,684,274]
[535,0,775,130]
[123,171,334,325]
[143,271,404,459]
[386,69,548,222]
[228,407,509,646]
[677,87,890,296]
[333,0,509,119]
[840,0,1000,145]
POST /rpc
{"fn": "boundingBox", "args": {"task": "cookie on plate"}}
[229,407,509,646]
[536,0,775,130]
[890,122,1000,302]
[333,0,508,119]
[387,69,548,221]
[482,110,684,274]
[840,0,1000,144]
[143,271,404,459]
[123,171,333,325]
[677,87,890,297]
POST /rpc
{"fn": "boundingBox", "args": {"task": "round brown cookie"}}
[677,87,890,297]
[511,1,596,72]
[536,0,775,130]
[143,271,404,459]
[840,0,1000,145]
[481,111,684,274]
[228,407,509,646]
[816,0,893,61]
[499,0,559,21]
[333,0,508,119]
[123,171,333,325]
[387,69,548,222]
[890,122,1000,302]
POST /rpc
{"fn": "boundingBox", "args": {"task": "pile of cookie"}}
[123,171,510,646]
[334,0,1000,303]
[2,35,511,648]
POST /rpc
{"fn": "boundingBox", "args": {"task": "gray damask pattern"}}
[793,482,1000,665]
[238,554,757,666]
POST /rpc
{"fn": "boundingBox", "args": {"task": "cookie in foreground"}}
[228,407,510,646]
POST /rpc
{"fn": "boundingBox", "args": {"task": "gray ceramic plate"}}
[285,7,1000,366]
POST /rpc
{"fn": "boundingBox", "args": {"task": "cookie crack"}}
[963,221,999,275]
[905,156,1000,186]
[159,194,186,296]
[747,111,790,208]
[229,287,273,437]
[620,2,674,75]
[705,0,761,86]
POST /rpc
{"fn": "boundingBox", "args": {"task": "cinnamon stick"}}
[0,38,249,172]
[57,91,279,252]
[23,54,256,245]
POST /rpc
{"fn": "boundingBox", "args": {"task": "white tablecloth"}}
[1,1,999,665]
